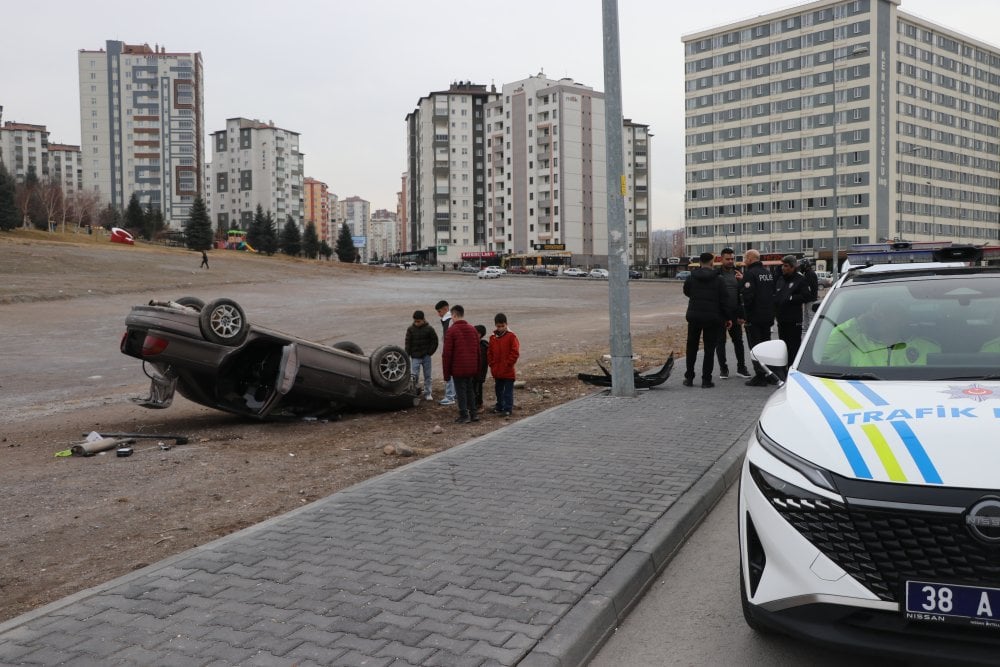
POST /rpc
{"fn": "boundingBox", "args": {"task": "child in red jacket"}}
[486,313,520,417]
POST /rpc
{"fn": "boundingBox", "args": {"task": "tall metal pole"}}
[830,46,868,281]
[601,0,635,397]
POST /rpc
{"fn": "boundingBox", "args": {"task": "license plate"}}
[905,580,1000,629]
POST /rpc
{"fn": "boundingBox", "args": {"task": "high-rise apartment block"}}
[405,82,498,266]
[340,195,370,260]
[406,76,651,269]
[78,41,204,226]
[683,0,1000,264]
[369,210,399,263]
[0,122,50,183]
[304,177,330,241]
[47,144,83,195]
[209,118,304,230]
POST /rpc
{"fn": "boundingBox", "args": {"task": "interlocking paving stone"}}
[0,345,767,665]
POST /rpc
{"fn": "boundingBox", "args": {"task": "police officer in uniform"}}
[741,249,775,386]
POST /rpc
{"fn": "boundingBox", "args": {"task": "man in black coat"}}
[799,258,819,334]
[682,252,732,388]
[774,255,811,366]
[741,249,776,386]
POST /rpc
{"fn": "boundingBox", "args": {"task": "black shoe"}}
[470,415,480,422]
[682,378,694,387]
[490,407,503,414]
[745,376,767,387]
[454,415,471,424]
[719,367,730,379]
[736,367,751,378]
[500,411,511,417]
[701,381,715,388]
[766,375,779,385]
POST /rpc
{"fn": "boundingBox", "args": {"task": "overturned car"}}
[121,297,419,419]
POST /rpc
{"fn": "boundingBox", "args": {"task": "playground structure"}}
[220,229,256,252]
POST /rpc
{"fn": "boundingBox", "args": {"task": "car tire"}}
[333,341,364,355]
[739,565,772,634]
[199,298,248,346]
[175,296,205,312]
[370,345,410,390]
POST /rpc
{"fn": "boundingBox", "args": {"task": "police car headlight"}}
[755,424,836,493]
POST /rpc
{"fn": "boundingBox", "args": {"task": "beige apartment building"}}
[683,0,1000,265]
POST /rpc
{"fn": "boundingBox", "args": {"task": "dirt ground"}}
[0,231,689,624]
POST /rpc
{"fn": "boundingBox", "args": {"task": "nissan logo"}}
[965,498,1000,544]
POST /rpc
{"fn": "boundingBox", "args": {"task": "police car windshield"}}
[797,272,1000,380]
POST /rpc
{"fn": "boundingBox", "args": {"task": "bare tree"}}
[36,180,66,232]
[69,190,101,232]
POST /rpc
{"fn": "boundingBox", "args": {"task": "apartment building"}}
[303,177,330,242]
[340,195,370,260]
[78,40,204,226]
[47,144,83,194]
[369,210,399,263]
[209,117,304,230]
[0,122,49,182]
[405,82,499,266]
[683,0,1000,265]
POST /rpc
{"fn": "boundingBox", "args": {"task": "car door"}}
[254,343,300,418]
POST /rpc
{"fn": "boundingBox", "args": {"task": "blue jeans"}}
[444,377,456,401]
[494,378,514,412]
[410,355,432,395]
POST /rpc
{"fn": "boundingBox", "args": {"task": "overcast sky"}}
[3,0,998,230]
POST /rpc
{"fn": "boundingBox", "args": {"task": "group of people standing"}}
[683,248,819,388]
[404,300,520,424]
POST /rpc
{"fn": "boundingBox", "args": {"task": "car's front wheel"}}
[199,298,248,346]
[333,341,364,355]
[371,345,410,390]
[175,296,204,311]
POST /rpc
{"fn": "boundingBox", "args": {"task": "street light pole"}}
[830,45,868,281]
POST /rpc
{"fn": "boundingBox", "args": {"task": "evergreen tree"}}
[302,221,320,259]
[334,222,356,262]
[260,211,278,255]
[247,204,266,250]
[280,215,302,257]
[319,240,333,260]
[0,163,18,231]
[184,196,214,251]
[21,167,49,230]
[98,203,122,230]
[125,193,146,236]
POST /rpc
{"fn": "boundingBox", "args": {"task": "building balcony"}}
[435,212,450,222]
[635,185,648,193]
[537,134,551,145]
[538,214,551,225]
[434,189,449,200]
[433,134,448,146]
[433,107,448,117]
[536,232,553,241]
[538,149,551,160]
[433,161,449,174]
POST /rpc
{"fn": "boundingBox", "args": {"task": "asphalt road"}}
[590,483,905,667]
[0,272,686,427]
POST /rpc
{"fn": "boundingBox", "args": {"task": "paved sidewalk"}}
[0,351,772,667]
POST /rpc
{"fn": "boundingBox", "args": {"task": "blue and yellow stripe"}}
[791,374,942,484]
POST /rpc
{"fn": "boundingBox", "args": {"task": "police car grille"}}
[780,505,1000,602]
[780,507,893,600]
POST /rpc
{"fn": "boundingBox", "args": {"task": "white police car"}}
[739,244,1000,664]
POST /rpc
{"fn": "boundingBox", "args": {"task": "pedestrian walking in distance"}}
[200,249,210,269]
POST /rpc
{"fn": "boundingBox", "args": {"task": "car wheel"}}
[370,345,410,390]
[175,296,205,312]
[739,564,772,634]
[333,341,364,355]
[199,298,248,346]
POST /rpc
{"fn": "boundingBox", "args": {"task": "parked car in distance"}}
[588,268,609,279]
[674,270,692,281]
[485,265,507,274]
[120,297,418,420]
[815,270,833,288]
[532,266,557,276]
[477,266,504,279]
[507,266,529,274]
[629,269,642,279]
[459,264,479,273]
[563,267,587,277]
[403,262,420,271]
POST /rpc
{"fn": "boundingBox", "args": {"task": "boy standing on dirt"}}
[435,300,457,406]
[405,310,438,401]
[487,313,520,417]
[441,305,481,424]
[474,324,489,411]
